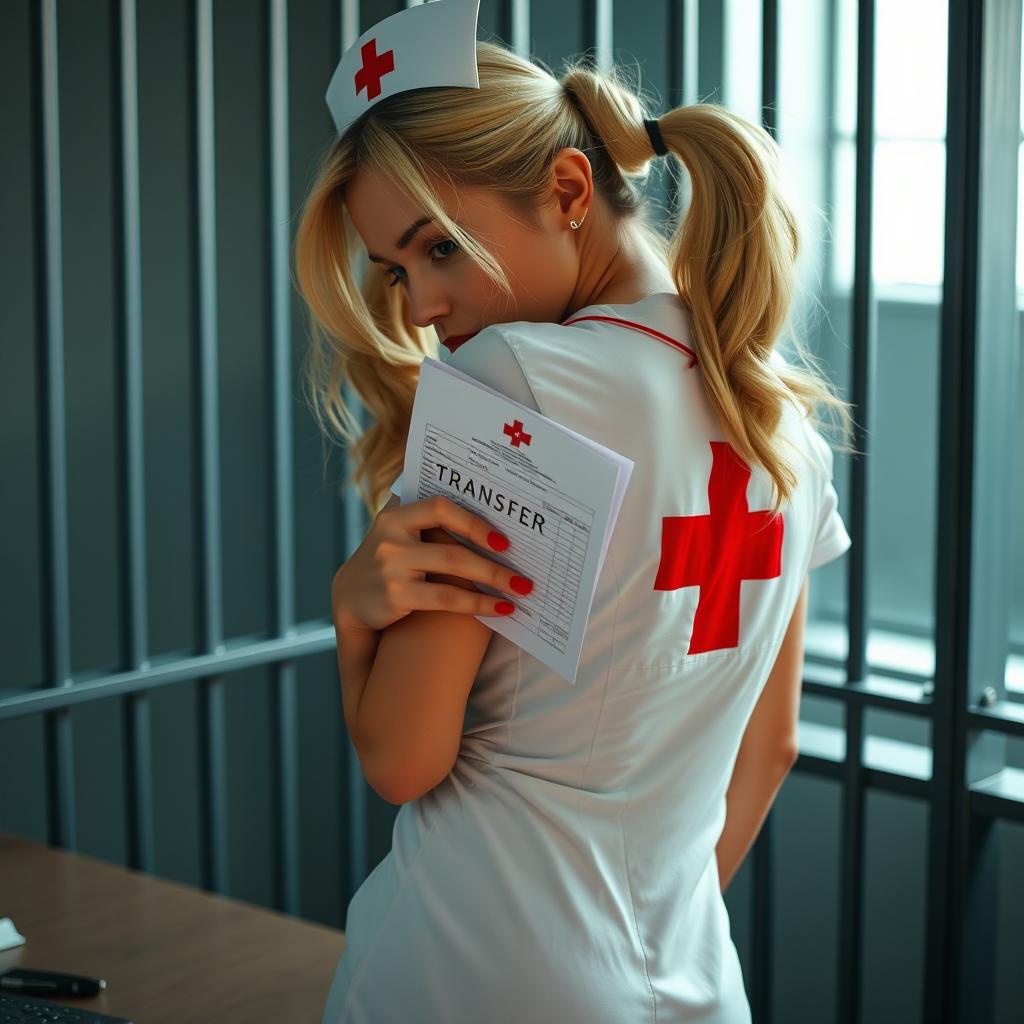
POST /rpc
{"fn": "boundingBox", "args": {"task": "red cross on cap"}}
[503,419,532,448]
[325,0,483,138]
[654,441,783,654]
[354,38,395,102]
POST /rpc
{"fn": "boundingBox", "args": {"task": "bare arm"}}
[333,572,380,745]
[332,492,527,803]
[716,576,808,893]
[357,519,498,803]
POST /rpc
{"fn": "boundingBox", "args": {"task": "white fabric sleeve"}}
[389,329,540,500]
[441,327,541,412]
[807,430,852,572]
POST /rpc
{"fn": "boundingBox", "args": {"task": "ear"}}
[549,148,593,225]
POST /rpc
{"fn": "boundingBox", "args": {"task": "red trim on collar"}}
[440,313,698,367]
[559,314,698,368]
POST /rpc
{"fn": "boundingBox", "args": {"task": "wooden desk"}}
[0,834,347,1023]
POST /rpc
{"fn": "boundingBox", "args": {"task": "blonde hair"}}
[294,40,856,517]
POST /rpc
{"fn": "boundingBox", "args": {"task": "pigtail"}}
[560,64,856,514]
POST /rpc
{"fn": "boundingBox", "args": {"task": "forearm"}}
[335,621,381,753]
[716,743,794,894]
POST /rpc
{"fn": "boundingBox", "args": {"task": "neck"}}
[561,206,674,320]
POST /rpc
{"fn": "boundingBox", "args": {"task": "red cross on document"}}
[503,419,532,448]
[354,39,395,101]
[654,441,783,654]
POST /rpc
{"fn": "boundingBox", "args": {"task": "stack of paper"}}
[397,357,633,685]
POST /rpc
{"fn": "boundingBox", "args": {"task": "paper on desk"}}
[399,356,633,685]
[0,918,25,951]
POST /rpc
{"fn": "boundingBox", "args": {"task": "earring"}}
[570,210,587,230]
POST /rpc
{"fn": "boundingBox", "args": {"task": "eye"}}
[386,239,460,287]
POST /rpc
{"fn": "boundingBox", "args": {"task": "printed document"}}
[397,356,633,685]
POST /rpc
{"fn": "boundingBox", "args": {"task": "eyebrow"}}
[366,216,434,263]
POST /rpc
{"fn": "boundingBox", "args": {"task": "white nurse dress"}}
[320,290,852,1023]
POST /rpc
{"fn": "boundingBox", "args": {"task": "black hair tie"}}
[644,118,669,157]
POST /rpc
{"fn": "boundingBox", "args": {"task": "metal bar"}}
[122,698,155,871]
[835,2,878,1020]
[267,0,301,917]
[970,779,1024,824]
[0,626,337,719]
[925,0,985,1019]
[272,659,301,913]
[956,0,1024,1013]
[960,815,998,1023]
[664,0,697,253]
[749,810,773,1024]
[696,0,725,107]
[111,0,156,874]
[793,756,935,802]
[749,4,780,1018]
[836,710,865,1024]
[681,0,698,106]
[340,0,357,51]
[198,673,229,894]
[938,0,1022,1019]
[860,766,931,800]
[192,0,229,895]
[804,676,930,712]
[963,0,1019,731]
[33,0,76,852]
[591,0,613,74]
[509,0,530,60]
[969,703,1024,738]
[793,757,843,780]
[339,0,367,915]
[664,1,682,228]
[193,0,222,650]
[846,0,876,732]
[760,0,777,139]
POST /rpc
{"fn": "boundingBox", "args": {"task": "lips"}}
[440,331,478,354]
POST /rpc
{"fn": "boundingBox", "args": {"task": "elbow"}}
[364,751,455,806]
[374,764,420,806]
[355,743,405,806]
[364,764,410,807]
[373,776,442,807]
[778,737,799,773]
[372,782,408,807]
[364,770,403,806]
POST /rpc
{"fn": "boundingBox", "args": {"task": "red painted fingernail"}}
[494,600,515,615]
[510,575,533,595]
[488,530,509,552]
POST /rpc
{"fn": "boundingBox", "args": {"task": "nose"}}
[407,286,451,332]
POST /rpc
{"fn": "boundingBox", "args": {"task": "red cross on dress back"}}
[654,441,783,654]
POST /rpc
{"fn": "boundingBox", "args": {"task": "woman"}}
[295,10,855,1023]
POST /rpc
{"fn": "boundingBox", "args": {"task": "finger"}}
[397,494,512,554]
[417,524,536,598]
[408,580,517,617]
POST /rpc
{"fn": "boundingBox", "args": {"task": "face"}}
[345,151,592,343]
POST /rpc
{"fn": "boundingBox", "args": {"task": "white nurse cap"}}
[325,0,483,138]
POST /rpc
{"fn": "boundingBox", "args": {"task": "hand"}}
[332,494,534,635]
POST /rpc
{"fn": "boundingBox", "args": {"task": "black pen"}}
[0,967,106,997]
